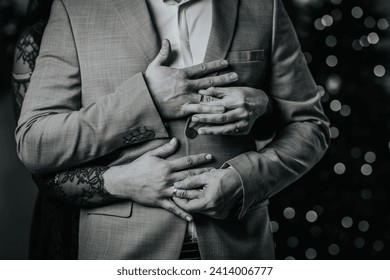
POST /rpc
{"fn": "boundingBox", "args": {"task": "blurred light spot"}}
[374,65,386,77]
[287,236,299,248]
[354,237,365,248]
[328,244,340,256]
[341,216,353,228]
[340,105,351,117]
[373,240,384,252]
[334,163,346,175]
[330,127,339,139]
[310,226,322,237]
[367,32,379,44]
[361,188,373,200]
[304,52,312,63]
[326,74,342,94]
[361,164,373,176]
[283,207,295,220]
[377,18,389,30]
[331,9,343,21]
[351,7,363,19]
[321,15,334,27]
[270,221,279,233]
[326,55,338,67]
[352,39,363,51]
[364,17,376,28]
[358,220,370,232]
[359,35,370,47]
[305,248,317,259]
[314,18,325,30]
[306,211,318,223]
[364,151,376,163]
[318,85,326,96]
[330,100,342,111]
[326,35,337,47]
[285,256,295,260]
[350,147,362,159]
[321,92,330,102]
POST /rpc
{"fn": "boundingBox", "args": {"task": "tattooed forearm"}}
[12,77,30,120]
[14,22,45,72]
[34,167,123,207]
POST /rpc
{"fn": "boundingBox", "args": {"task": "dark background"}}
[0,0,389,259]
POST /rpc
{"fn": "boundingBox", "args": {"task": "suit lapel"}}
[203,0,240,63]
[110,0,160,64]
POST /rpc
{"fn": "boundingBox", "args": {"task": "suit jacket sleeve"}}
[225,0,330,219]
[15,0,169,174]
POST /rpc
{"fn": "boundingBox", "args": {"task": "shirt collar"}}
[163,0,192,6]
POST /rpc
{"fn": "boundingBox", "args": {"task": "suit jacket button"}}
[124,140,131,144]
[186,127,197,139]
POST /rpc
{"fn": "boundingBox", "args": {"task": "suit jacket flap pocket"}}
[227,50,264,62]
[87,201,133,218]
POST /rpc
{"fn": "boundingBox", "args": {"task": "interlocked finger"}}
[192,108,242,124]
[183,60,229,78]
[171,167,215,182]
[197,120,249,136]
[191,72,238,90]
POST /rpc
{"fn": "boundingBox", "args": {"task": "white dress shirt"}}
[146,0,212,68]
[146,0,213,242]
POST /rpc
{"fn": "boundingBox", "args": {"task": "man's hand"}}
[103,138,214,222]
[144,39,239,119]
[191,87,270,135]
[172,168,243,220]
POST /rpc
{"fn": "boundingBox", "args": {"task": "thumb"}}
[151,39,171,66]
[146,138,178,158]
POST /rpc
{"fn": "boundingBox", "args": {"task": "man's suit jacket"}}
[16,0,330,259]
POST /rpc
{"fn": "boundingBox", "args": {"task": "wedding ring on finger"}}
[172,187,178,198]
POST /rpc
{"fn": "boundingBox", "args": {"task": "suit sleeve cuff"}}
[223,151,270,219]
[116,72,169,145]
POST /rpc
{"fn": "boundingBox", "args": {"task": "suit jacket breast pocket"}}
[225,50,266,88]
[86,201,133,218]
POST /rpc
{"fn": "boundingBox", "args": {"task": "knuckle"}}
[200,63,207,72]
[208,77,214,86]
[185,156,194,166]
[218,114,227,123]
[180,190,187,199]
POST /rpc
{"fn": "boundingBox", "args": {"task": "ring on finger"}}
[172,187,178,198]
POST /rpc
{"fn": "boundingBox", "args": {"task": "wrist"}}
[103,166,129,198]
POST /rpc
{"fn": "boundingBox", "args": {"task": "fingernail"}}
[170,138,176,145]
[230,73,238,80]
[205,154,212,160]
[221,60,228,66]
[186,216,193,222]
[192,116,200,122]
[198,89,206,94]
[198,129,205,135]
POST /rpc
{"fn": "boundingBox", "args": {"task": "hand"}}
[191,87,270,135]
[103,138,214,221]
[144,39,239,119]
[172,168,243,220]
